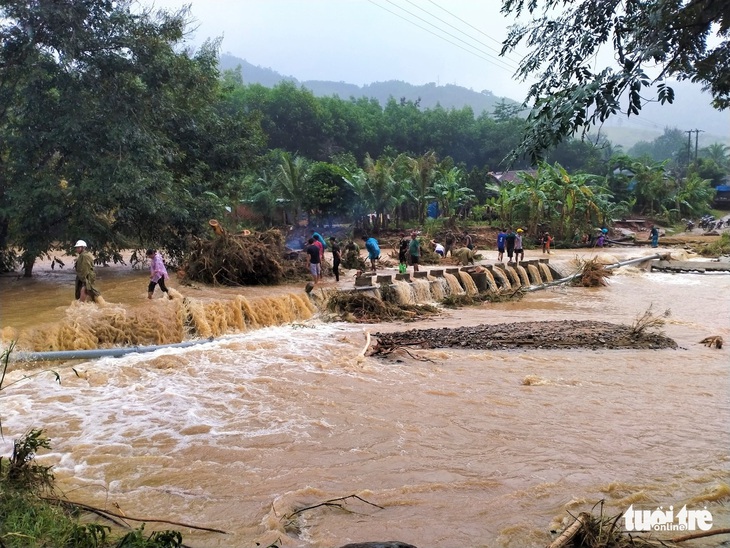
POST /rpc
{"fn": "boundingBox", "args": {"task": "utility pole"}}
[685,129,704,164]
[694,128,704,161]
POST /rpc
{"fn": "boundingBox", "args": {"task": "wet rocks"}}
[372,320,678,352]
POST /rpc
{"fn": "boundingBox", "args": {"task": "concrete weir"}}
[346,259,563,304]
[319,254,721,306]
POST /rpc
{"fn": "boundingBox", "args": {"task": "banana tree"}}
[429,166,474,223]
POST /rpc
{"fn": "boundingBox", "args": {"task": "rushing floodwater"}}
[0,247,728,548]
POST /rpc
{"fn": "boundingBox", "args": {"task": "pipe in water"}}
[10,338,215,362]
[523,253,666,292]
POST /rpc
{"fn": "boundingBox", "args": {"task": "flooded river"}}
[0,247,728,547]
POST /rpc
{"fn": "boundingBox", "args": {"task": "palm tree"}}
[700,143,730,170]
[343,153,409,232]
[276,152,309,223]
[362,154,401,232]
[248,171,280,226]
[407,151,438,223]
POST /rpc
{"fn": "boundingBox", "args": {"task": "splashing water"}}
[458,271,479,296]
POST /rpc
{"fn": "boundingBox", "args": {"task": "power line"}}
[402,0,522,69]
[366,0,518,75]
[425,0,521,58]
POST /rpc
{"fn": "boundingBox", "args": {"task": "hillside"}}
[220,53,730,148]
[220,53,516,116]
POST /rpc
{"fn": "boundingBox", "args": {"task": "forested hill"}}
[220,53,729,146]
[219,53,516,115]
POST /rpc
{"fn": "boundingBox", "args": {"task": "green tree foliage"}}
[500,0,729,162]
[304,162,355,224]
[407,151,439,223]
[429,166,475,220]
[487,162,612,240]
[223,77,594,172]
[628,128,689,167]
[0,0,264,274]
[275,151,309,223]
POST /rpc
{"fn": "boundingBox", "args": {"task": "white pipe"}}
[11,338,215,362]
[523,254,665,292]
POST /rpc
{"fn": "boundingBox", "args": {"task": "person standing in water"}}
[650,225,659,248]
[305,238,322,283]
[542,231,554,254]
[329,236,341,282]
[514,228,525,264]
[497,228,506,262]
[398,232,409,273]
[409,232,421,273]
[505,228,516,262]
[363,235,380,272]
[146,249,171,299]
[74,239,97,302]
[311,230,327,259]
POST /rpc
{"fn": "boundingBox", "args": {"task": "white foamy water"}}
[1,248,728,548]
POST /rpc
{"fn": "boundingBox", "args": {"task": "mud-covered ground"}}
[372,319,678,353]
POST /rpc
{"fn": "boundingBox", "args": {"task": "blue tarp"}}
[427,201,440,218]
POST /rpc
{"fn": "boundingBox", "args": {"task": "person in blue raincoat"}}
[363,235,380,272]
[311,230,327,258]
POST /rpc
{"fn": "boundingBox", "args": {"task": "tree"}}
[701,143,730,168]
[670,173,714,220]
[245,171,280,227]
[0,0,265,274]
[628,128,689,167]
[303,162,355,225]
[429,166,475,222]
[500,0,729,162]
[407,151,438,223]
[275,152,309,223]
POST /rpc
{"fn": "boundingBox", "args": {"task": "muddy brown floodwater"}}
[0,246,728,548]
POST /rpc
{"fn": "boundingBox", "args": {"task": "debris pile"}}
[182,228,310,285]
[326,292,439,323]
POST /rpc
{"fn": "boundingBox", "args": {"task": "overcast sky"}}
[137,0,728,138]
[141,0,535,100]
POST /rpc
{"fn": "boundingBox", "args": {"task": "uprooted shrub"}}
[182,229,310,285]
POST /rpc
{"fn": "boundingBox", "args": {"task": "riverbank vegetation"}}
[1,2,728,277]
[0,429,190,548]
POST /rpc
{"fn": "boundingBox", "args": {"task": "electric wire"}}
[364,0,676,132]
[402,0,522,68]
[366,0,518,75]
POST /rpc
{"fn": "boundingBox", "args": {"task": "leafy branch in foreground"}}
[500,0,729,162]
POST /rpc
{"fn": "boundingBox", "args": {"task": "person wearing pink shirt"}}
[146,249,171,299]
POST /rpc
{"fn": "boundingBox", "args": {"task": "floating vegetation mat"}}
[326,292,440,323]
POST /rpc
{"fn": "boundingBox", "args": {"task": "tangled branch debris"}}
[630,306,671,337]
[574,258,613,287]
[326,292,440,323]
[40,496,228,534]
[548,504,730,548]
[181,229,310,285]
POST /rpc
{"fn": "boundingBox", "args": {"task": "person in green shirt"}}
[74,240,97,302]
[408,232,421,273]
